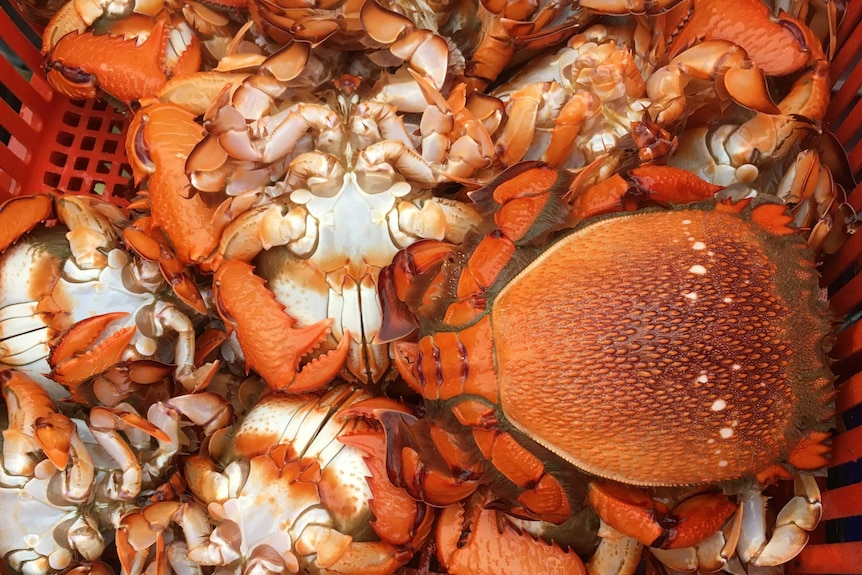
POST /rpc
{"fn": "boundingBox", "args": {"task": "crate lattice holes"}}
[2,0,862,573]
[0,0,133,202]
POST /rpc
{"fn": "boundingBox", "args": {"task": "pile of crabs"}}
[2,0,859,573]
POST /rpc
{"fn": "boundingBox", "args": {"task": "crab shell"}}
[488,201,834,486]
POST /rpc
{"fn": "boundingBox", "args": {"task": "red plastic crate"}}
[0,0,132,203]
[1,1,862,573]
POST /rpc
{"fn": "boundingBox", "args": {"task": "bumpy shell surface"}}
[492,200,834,486]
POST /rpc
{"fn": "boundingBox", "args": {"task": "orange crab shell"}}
[491,200,834,487]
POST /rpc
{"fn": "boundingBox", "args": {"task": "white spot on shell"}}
[697,374,709,384]
[692,241,707,250]
[683,292,698,300]
[718,460,728,467]
[689,264,707,275]
[723,297,733,303]
[732,364,741,370]
[682,219,692,225]
[707,438,716,444]
[711,399,727,411]
[720,427,734,439]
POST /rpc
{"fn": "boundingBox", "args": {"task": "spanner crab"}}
[375,162,834,573]
[164,62,485,384]
[490,23,653,169]
[116,382,435,575]
[0,193,213,403]
[0,369,188,574]
[637,0,834,188]
[490,0,833,174]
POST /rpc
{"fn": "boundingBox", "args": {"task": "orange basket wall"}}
[1,0,862,573]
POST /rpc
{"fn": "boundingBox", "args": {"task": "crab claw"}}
[436,489,587,575]
[34,412,76,470]
[45,16,202,107]
[0,194,54,253]
[1,370,90,494]
[88,406,171,499]
[339,430,435,548]
[123,222,208,315]
[2,369,74,470]
[568,165,723,220]
[213,260,349,392]
[375,409,483,507]
[126,103,220,266]
[48,313,137,391]
[587,481,738,550]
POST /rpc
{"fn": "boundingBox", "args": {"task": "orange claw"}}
[49,312,130,365]
[194,328,227,368]
[569,165,722,220]
[374,409,483,506]
[338,431,435,551]
[126,103,222,267]
[49,319,137,389]
[45,16,202,106]
[213,260,348,392]
[33,412,75,470]
[1,370,75,470]
[587,481,737,549]
[0,194,54,253]
[123,220,208,315]
[437,489,587,575]
[89,407,172,442]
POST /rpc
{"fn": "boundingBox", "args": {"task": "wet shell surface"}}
[492,201,834,486]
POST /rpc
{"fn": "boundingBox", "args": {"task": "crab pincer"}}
[213,259,349,392]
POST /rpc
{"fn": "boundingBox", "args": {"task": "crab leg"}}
[88,406,171,500]
[359,0,449,97]
[117,501,214,575]
[738,475,823,566]
[55,195,126,270]
[149,301,216,392]
[586,522,643,575]
[1,370,96,502]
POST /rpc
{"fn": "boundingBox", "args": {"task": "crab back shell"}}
[491,201,834,486]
